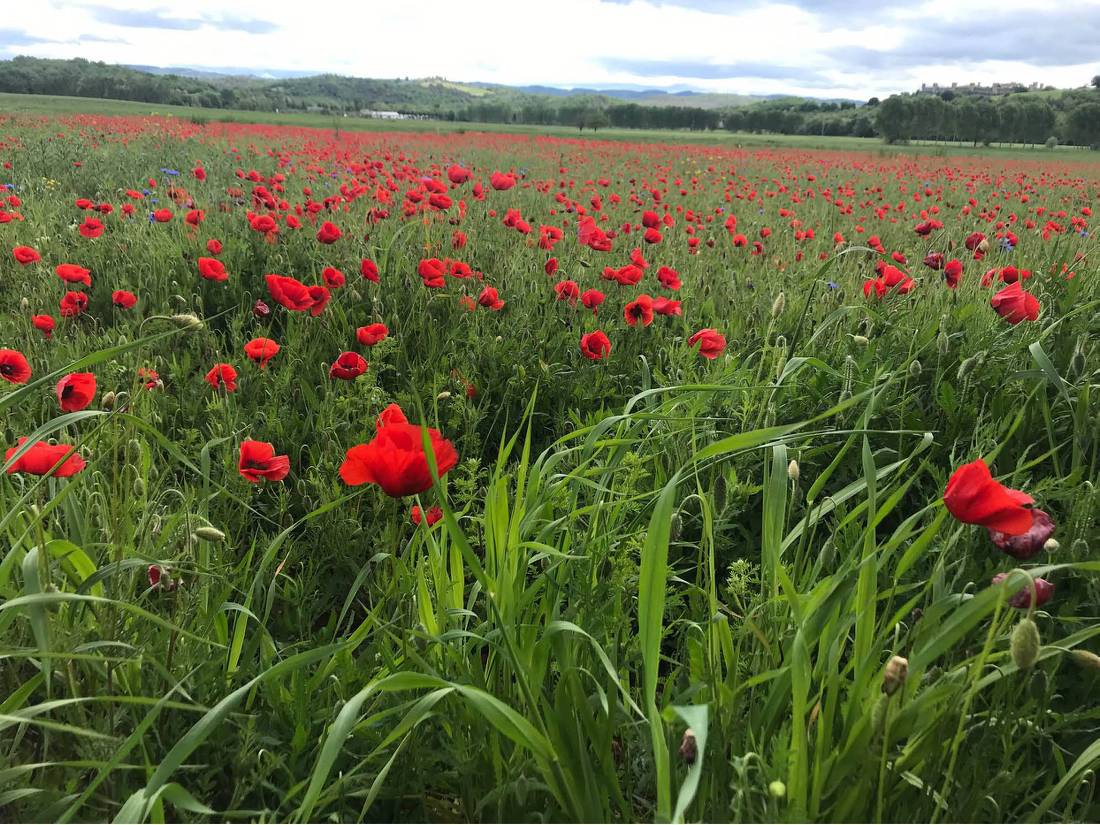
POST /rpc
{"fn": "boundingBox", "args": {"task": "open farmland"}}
[0,113,1098,822]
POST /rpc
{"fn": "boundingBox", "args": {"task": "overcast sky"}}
[2,0,1099,99]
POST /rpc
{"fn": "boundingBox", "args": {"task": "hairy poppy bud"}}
[957,352,984,380]
[171,313,203,330]
[852,334,869,346]
[883,655,908,696]
[937,330,950,355]
[909,360,922,378]
[101,391,117,410]
[679,728,697,765]
[437,391,452,401]
[1070,650,1100,670]
[788,459,800,481]
[194,526,226,543]
[133,477,146,496]
[771,292,786,317]
[20,297,30,310]
[769,780,786,799]
[1043,538,1059,553]
[1011,618,1041,669]
[669,511,683,542]
[870,693,889,737]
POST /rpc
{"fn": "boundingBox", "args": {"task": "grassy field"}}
[0,109,1098,823]
[2,91,1097,159]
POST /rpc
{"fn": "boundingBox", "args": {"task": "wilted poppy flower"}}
[992,572,1055,609]
[322,266,346,288]
[357,323,388,346]
[411,504,443,526]
[316,221,342,244]
[991,281,1040,325]
[138,367,162,390]
[56,372,96,412]
[252,300,271,319]
[56,263,91,287]
[988,509,1055,560]
[330,351,367,380]
[112,290,137,309]
[923,252,945,271]
[205,363,238,392]
[198,257,228,282]
[78,217,104,238]
[0,348,32,384]
[12,245,40,265]
[361,258,380,282]
[689,328,726,359]
[32,315,55,339]
[580,330,611,360]
[624,294,654,327]
[238,440,290,483]
[60,291,89,317]
[339,403,459,497]
[5,437,85,477]
[244,337,280,368]
[943,459,1034,536]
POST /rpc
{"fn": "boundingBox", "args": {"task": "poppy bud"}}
[787,460,800,481]
[937,333,950,357]
[1072,538,1089,555]
[171,313,203,331]
[194,526,226,543]
[437,391,452,401]
[133,478,145,496]
[957,352,984,380]
[909,360,922,378]
[1070,650,1100,670]
[669,511,683,542]
[678,728,697,765]
[882,655,908,696]
[769,780,786,799]
[771,292,786,317]
[870,693,889,738]
[1011,618,1041,669]
[20,297,29,310]
[852,334,869,346]
[1043,538,1059,553]
[102,391,117,410]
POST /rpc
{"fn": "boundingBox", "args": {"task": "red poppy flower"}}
[554,280,581,304]
[580,330,612,360]
[447,165,472,184]
[32,315,55,339]
[316,221,342,244]
[185,209,204,226]
[411,504,443,526]
[138,367,162,390]
[656,266,681,291]
[56,372,96,412]
[107,289,136,310]
[78,217,104,238]
[322,266,346,288]
[330,351,367,380]
[361,258,380,282]
[477,286,505,310]
[56,263,92,286]
[581,289,605,313]
[943,259,963,289]
[192,165,206,181]
[266,274,315,312]
[153,208,173,223]
[653,296,682,317]
[198,257,228,282]
[689,328,726,359]
[238,440,290,483]
[244,337,280,368]
[339,403,459,497]
[357,323,389,346]
[490,171,516,191]
[5,438,85,477]
[418,258,446,288]
[307,285,330,316]
[943,459,1034,536]
[13,245,40,265]
[249,214,278,234]
[545,257,558,276]
[624,294,654,327]
[205,363,238,392]
[643,227,663,244]
[206,238,223,255]
[990,281,1040,325]
[60,291,89,317]
[0,349,32,384]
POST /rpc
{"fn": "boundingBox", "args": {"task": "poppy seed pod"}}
[1011,618,1041,669]
[679,728,697,765]
[883,655,909,696]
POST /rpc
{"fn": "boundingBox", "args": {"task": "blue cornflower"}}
[148,212,157,223]
[160,168,180,176]
[999,237,1015,252]
[827,280,840,290]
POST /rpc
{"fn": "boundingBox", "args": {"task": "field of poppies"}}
[1,112,1098,823]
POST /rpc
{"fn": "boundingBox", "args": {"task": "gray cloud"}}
[87,7,279,34]
[0,28,58,46]
[600,0,906,14]
[597,57,842,89]
[829,9,1100,70]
